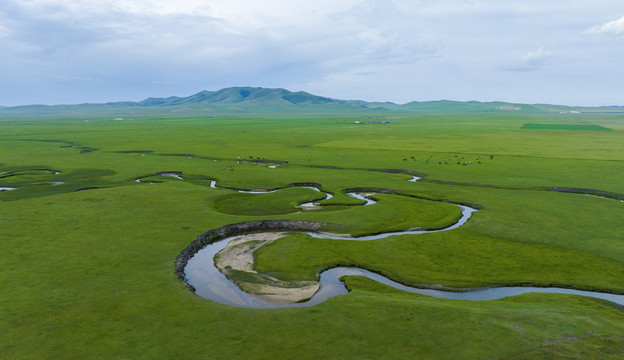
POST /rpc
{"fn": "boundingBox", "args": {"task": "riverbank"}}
[214,232,320,305]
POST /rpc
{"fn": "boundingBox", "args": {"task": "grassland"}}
[521,123,612,131]
[1,111,624,359]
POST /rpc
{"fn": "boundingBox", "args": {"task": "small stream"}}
[299,186,333,207]
[345,192,376,206]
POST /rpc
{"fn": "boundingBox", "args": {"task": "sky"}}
[1,0,623,107]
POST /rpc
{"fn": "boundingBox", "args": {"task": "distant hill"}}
[0,86,622,117]
[134,87,367,113]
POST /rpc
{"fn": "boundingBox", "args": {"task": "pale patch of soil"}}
[246,283,321,306]
[215,232,320,304]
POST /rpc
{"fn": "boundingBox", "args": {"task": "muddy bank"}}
[214,233,320,305]
[157,171,184,178]
[175,220,328,290]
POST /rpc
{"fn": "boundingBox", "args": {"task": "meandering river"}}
[183,180,624,308]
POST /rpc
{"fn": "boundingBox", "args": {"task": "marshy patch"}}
[0,167,118,200]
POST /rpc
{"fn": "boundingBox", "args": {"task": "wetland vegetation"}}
[1,109,624,359]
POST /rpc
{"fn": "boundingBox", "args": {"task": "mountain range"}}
[1,86,622,116]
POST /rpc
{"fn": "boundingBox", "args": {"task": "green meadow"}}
[521,123,612,131]
[1,111,624,359]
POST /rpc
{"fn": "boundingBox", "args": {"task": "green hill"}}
[0,87,622,117]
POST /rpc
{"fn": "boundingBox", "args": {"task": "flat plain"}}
[1,111,624,359]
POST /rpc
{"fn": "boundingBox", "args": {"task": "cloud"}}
[4,0,212,19]
[504,47,551,72]
[585,15,624,36]
[522,47,550,62]
[2,0,624,106]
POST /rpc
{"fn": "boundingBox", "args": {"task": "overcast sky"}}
[1,0,623,106]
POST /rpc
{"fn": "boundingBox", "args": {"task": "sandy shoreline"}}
[214,232,320,305]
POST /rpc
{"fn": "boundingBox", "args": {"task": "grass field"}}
[1,111,623,359]
[521,123,612,131]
